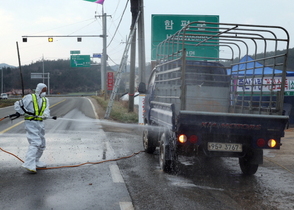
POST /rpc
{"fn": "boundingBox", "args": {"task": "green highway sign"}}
[70,50,80,54]
[70,55,91,67]
[151,14,219,60]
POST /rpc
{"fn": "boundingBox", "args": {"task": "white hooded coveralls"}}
[14,83,50,172]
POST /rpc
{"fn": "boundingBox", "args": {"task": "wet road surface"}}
[0,97,133,210]
[107,126,294,210]
[1,96,294,210]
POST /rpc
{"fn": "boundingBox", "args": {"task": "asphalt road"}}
[0,97,133,210]
[1,96,294,210]
[108,128,294,210]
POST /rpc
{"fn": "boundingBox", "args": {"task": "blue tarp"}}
[227,55,284,75]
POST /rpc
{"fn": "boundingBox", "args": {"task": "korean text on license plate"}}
[208,142,242,152]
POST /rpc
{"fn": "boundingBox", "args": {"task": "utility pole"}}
[129,0,139,112]
[102,12,107,99]
[129,29,136,112]
[95,12,111,100]
[138,0,146,83]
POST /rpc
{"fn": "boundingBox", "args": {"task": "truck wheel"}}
[142,126,156,154]
[159,132,176,173]
[239,157,259,175]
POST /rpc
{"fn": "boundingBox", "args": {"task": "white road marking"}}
[86,97,99,119]
[0,121,24,134]
[109,164,124,183]
[87,97,134,209]
[119,202,134,210]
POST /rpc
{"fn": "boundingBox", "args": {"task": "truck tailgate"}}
[178,110,289,137]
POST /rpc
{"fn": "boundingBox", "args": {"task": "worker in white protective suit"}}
[14,83,56,173]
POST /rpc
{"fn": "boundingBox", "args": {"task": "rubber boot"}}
[22,145,38,173]
[36,149,46,168]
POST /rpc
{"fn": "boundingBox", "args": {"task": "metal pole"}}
[129,0,139,112]
[102,12,107,99]
[1,68,3,93]
[138,0,146,83]
[129,29,136,112]
[16,41,25,97]
[47,73,50,95]
[42,55,45,84]
[22,35,103,38]
[94,9,110,99]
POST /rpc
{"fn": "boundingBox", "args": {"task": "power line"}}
[106,0,122,35]
[107,0,129,47]
[68,19,98,35]
[108,55,118,65]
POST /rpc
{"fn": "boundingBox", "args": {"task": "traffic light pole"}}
[16,41,25,97]
[22,35,103,38]
[22,31,108,97]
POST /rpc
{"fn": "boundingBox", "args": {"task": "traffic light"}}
[77,37,82,42]
[48,37,53,42]
[23,38,27,42]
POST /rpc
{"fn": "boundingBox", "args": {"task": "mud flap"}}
[160,132,178,173]
[162,132,172,161]
[248,149,263,165]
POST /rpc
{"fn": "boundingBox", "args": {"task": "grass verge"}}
[0,99,18,108]
[92,96,138,123]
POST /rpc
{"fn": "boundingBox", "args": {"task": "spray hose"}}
[0,147,144,170]
[1,112,142,170]
[0,112,21,122]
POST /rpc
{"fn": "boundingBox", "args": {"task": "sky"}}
[1,0,294,67]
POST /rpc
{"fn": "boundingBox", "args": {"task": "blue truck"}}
[140,22,290,175]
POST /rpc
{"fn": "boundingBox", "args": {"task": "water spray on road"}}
[0,117,153,172]
[56,117,162,132]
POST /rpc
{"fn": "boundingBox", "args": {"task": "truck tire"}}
[142,125,157,154]
[159,132,177,173]
[239,157,259,175]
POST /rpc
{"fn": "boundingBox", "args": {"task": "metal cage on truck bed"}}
[153,22,290,116]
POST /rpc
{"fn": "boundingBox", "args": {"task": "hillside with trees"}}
[2,59,106,94]
[1,47,293,95]
[221,48,294,70]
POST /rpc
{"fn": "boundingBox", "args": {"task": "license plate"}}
[208,142,242,152]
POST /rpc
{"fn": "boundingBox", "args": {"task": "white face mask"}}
[40,92,46,97]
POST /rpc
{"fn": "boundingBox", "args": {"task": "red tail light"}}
[189,135,198,143]
[257,138,266,147]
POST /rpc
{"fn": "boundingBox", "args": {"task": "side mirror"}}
[138,82,146,94]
